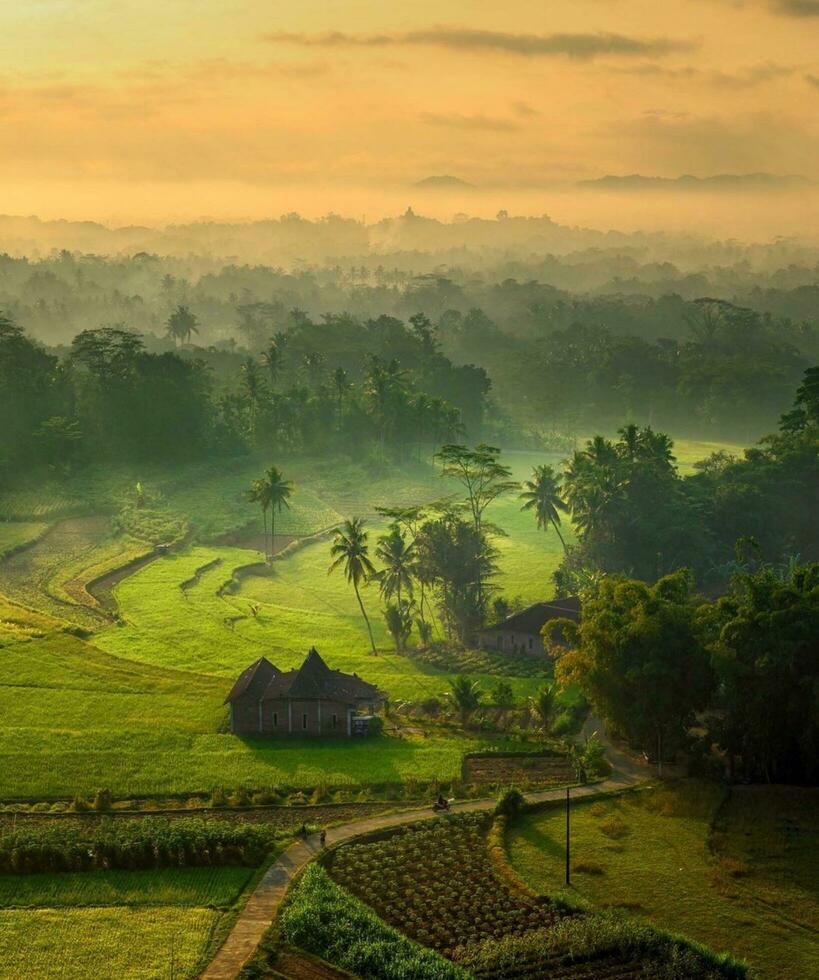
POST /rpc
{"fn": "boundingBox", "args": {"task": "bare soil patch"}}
[465,752,574,787]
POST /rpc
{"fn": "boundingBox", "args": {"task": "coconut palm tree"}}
[265,466,294,557]
[246,466,294,558]
[519,464,570,553]
[165,305,199,346]
[329,518,378,654]
[375,526,415,605]
[246,477,271,557]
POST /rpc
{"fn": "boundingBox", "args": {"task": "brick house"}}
[478,596,581,656]
[225,647,386,737]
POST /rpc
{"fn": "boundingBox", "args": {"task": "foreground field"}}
[0,864,256,980]
[507,781,819,980]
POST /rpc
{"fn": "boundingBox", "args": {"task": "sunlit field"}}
[507,781,819,980]
[0,439,739,801]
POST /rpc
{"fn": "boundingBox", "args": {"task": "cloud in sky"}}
[771,0,819,15]
[421,112,521,132]
[263,26,697,60]
[616,61,796,87]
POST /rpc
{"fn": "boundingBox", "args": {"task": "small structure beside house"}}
[478,596,581,656]
[225,647,386,737]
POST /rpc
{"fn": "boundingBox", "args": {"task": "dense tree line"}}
[2,240,818,441]
[556,561,819,784]
[0,313,475,479]
[551,368,819,591]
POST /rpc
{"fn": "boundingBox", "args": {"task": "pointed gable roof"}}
[258,647,383,703]
[287,647,333,699]
[224,656,279,704]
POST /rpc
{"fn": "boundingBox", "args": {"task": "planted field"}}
[464,752,575,788]
[0,866,253,908]
[328,814,558,957]
[320,814,731,979]
[0,517,113,628]
[0,905,219,979]
[0,627,540,799]
[0,520,49,558]
[507,781,819,980]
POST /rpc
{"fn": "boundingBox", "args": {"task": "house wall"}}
[260,698,354,736]
[230,692,264,734]
[478,629,545,656]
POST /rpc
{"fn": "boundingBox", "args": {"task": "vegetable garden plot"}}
[326,814,559,958]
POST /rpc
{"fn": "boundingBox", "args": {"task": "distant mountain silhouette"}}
[414,175,475,189]
[579,173,813,191]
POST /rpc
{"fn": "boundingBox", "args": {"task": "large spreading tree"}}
[554,571,713,766]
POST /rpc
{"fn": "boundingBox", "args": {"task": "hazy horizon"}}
[3,2,819,241]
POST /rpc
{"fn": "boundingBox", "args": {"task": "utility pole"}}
[565,786,571,886]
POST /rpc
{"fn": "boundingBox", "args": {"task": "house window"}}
[273,712,278,727]
[332,713,338,729]
[302,713,308,730]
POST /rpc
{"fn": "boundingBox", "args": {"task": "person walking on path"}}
[320,830,326,848]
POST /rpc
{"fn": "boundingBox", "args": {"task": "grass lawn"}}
[507,780,819,980]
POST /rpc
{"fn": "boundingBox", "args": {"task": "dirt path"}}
[200,741,649,980]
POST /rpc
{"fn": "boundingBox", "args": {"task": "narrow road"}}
[200,732,649,980]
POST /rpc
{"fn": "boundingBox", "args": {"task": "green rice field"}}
[0,441,738,801]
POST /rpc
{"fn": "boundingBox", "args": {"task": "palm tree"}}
[446,675,483,725]
[262,342,283,388]
[529,683,558,736]
[246,466,294,558]
[519,464,569,553]
[246,477,272,557]
[375,527,415,605]
[265,466,294,557]
[329,518,378,654]
[165,305,199,346]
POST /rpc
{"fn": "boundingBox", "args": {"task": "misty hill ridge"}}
[414,175,475,189]
[581,173,814,190]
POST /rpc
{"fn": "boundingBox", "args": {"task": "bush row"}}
[453,913,749,979]
[280,864,466,980]
[0,817,282,874]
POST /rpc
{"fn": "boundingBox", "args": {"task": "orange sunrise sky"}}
[2,1,818,227]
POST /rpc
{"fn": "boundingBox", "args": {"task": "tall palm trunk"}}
[262,506,269,559]
[354,581,378,655]
[270,507,275,559]
[551,519,568,554]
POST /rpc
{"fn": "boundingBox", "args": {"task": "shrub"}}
[495,788,526,818]
[92,789,112,812]
[600,815,630,839]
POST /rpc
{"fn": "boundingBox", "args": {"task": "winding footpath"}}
[200,726,650,980]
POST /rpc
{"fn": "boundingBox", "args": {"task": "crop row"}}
[0,817,283,874]
[328,814,559,956]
